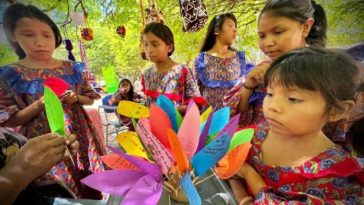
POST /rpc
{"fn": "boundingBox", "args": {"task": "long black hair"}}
[119,78,134,101]
[200,13,237,52]
[2,3,62,59]
[260,0,327,47]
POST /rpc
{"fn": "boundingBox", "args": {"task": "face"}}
[12,17,56,61]
[119,81,131,93]
[258,13,309,60]
[143,32,172,63]
[263,82,328,137]
[216,18,237,46]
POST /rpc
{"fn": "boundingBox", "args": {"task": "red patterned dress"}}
[247,124,364,204]
[0,61,105,199]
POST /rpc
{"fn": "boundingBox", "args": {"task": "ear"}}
[303,18,315,38]
[328,100,355,122]
[167,44,174,53]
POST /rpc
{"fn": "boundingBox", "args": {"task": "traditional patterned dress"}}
[0,61,105,199]
[248,124,364,204]
[194,51,252,109]
[141,64,201,106]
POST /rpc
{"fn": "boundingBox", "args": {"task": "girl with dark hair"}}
[224,0,327,127]
[141,22,203,113]
[108,78,142,105]
[108,78,143,130]
[233,47,364,204]
[194,13,251,109]
[0,3,105,199]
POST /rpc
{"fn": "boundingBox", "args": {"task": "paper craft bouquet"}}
[81,95,254,205]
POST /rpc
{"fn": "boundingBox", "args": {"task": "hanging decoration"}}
[81,27,94,41]
[65,39,76,61]
[179,0,208,32]
[116,25,126,38]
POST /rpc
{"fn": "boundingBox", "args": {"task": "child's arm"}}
[236,163,266,197]
[228,178,254,205]
[1,97,44,127]
[238,62,270,113]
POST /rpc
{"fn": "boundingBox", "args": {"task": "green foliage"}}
[1,0,362,80]
[0,44,17,65]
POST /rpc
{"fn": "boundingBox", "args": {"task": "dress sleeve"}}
[223,78,244,116]
[184,67,201,99]
[73,62,101,100]
[0,81,20,124]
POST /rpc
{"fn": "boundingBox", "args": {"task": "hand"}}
[65,134,79,156]
[60,91,78,104]
[37,96,45,106]
[244,61,271,89]
[10,133,66,179]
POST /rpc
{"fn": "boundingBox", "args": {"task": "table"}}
[106,170,237,205]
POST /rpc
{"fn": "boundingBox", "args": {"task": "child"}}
[193,13,251,109]
[232,47,364,204]
[108,78,142,130]
[108,78,142,105]
[0,4,104,199]
[224,0,327,126]
[141,22,202,113]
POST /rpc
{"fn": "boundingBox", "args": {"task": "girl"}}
[194,13,252,109]
[233,47,364,204]
[224,0,327,126]
[0,4,104,199]
[108,78,142,105]
[141,22,202,113]
[108,78,142,130]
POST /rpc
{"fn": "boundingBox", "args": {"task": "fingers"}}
[66,134,79,156]
[60,92,78,104]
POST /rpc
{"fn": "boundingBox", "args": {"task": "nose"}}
[35,36,47,47]
[265,96,283,113]
[262,35,274,48]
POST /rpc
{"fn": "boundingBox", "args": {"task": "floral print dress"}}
[142,64,201,106]
[247,124,364,204]
[0,61,105,199]
[194,51,252,109]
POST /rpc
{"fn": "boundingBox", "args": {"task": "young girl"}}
[194,13,252,109]
[232,47,364,204]
[224,0,327,126]
[0,4,104,199]
[108,78,142,105]
[108,78,142,130]
[141,22,202,113]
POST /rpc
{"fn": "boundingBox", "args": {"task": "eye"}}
[258,34,265,39]
[23,33,33,37]
[288,97,303,103]
[266,92,273,97]
[274,30,284,35]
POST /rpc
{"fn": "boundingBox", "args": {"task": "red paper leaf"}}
[44,77,70,97]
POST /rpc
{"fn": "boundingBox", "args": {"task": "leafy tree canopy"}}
[0,0,362,81]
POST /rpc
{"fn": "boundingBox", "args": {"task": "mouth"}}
[36,50,49,53]
[266,118,283,127]
[265,51,280,58]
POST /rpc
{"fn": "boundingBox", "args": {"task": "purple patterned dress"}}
[194,51,251,109]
